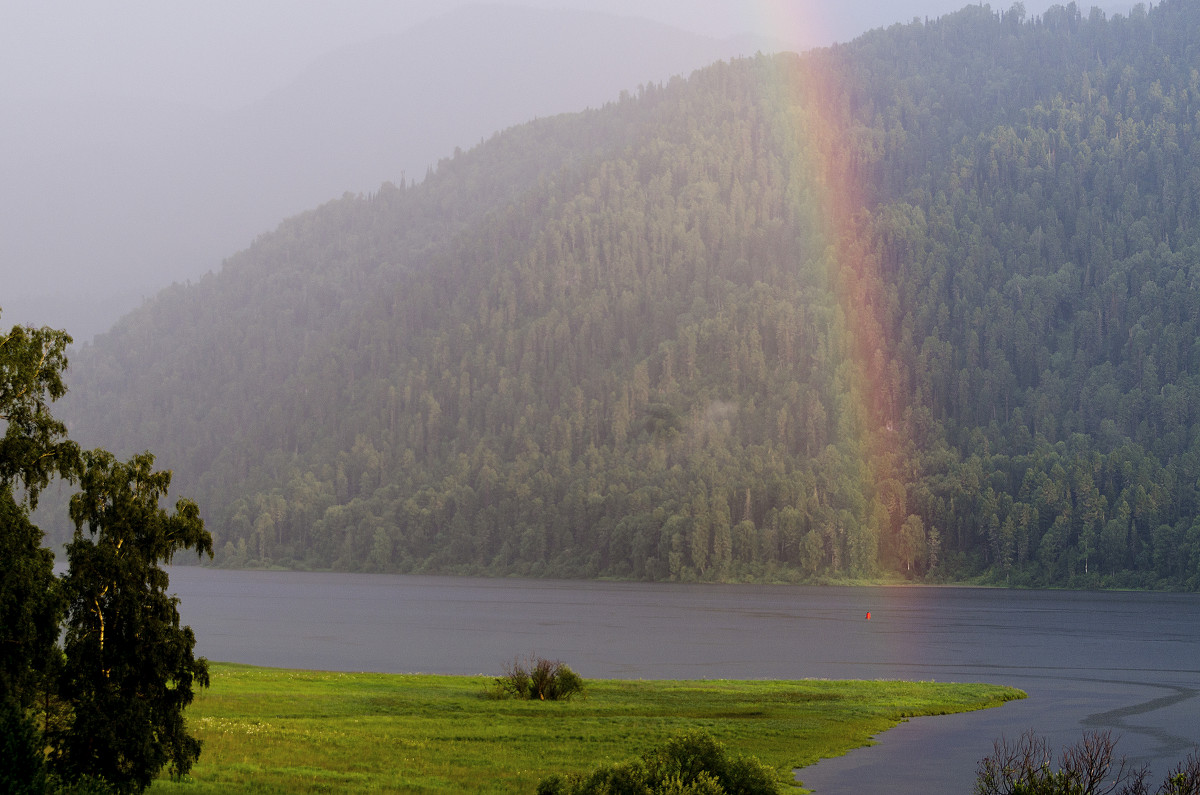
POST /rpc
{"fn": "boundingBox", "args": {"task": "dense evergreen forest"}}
[59,2,1200,588]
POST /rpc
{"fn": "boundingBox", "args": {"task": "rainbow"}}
[749,7,912,573]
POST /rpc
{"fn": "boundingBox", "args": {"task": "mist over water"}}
[169,568,1200,793]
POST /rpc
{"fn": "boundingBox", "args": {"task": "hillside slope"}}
[61,2,1200,588]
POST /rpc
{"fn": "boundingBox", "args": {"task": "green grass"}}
[151,663,1024,793]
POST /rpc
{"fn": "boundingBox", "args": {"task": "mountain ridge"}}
[56,1,1200,589]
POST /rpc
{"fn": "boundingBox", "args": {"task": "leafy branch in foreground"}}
[537,729,781,795]
[1,314,212,795]
[975,729,1200,795]
[55,450,213,791]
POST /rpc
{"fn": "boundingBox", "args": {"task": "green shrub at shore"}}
[537,729,781,794]
[150,662,1023,793]
[494,654,586,702]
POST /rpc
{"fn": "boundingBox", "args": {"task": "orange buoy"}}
[865,611,871,620]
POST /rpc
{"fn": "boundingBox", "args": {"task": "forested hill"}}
[60,2,1200,589]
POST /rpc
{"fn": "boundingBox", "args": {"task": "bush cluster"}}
[536,729,781,795]
[494,654,585,701]
[975,730,1200,795]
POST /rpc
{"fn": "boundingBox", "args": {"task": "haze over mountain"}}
[2,1,1135,340]
[1,5,783,340]
[54,2,1200,590]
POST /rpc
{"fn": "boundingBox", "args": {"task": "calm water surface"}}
[167,568,1200,793]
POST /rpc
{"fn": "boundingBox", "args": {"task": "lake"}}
[167,567,1200,793]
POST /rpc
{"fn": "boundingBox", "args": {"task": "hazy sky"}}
[0,1,1125,112]
[1,0,1136,337]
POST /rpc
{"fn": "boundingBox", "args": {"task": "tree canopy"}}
[1,314,212,793]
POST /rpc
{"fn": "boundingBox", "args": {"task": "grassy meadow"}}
[150,663,1024,793]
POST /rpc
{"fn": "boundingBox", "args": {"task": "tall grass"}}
[151,663,1023,793]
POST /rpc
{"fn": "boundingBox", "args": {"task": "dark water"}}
[167,568,1200,793]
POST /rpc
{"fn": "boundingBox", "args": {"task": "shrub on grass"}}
[494,654,585,701]
[536,729,781,795]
